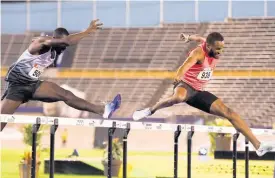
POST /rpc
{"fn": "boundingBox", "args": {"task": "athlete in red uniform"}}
[133,32,275,156]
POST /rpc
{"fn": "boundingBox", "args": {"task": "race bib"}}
[28,64,44,79]
[197,68,213,81]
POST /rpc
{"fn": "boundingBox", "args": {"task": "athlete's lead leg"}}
[33,81,121,119]
[210,99,275,156]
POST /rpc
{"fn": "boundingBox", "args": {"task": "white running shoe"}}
[132,108,152,121]
[256,142,275,157]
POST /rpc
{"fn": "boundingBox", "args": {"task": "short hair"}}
[53,27,69,36]
[206,32,224,45]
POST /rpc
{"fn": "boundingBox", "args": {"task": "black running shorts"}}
[1,80,43,103]
[173,81,219,113]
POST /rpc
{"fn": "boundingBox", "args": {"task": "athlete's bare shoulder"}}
[189,46,205,63]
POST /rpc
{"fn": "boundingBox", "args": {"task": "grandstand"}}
[1,17,275,128]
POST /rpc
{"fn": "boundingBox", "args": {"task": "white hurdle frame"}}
[1,114,275,178]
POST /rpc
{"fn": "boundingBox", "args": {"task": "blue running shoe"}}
[103,94,121,119]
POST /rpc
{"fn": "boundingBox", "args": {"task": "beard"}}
[208,50,215,58]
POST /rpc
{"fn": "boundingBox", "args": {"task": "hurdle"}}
[245,137,249,178]
[50,119,58,178]
[1,114,275,178]
[174,125,181,178]
[123,123,131,178]
[232,132,240,178]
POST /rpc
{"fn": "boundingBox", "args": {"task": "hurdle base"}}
[214,151,275,160]
[44,159,104,175]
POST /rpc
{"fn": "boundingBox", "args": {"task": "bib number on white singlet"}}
[28,65,44,79]
[197,68,213,81]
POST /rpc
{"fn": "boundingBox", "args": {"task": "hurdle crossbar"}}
[1,114,275,135]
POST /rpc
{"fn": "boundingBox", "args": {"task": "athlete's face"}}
[207,41,224,59]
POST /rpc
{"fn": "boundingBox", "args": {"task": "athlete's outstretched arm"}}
[180,33,206,43]
[48,19,102,46]
[29,19,103,53]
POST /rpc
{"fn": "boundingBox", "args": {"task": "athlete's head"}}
[53,27,70,54]
[206,32,224,59]
[53,27,69,38]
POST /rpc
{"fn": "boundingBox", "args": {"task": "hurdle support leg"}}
[245,137,249,178]
[174,125,182,178]
[108,122,116,178]
[50,119,59,178]
[31,117,41,178]
[187,126,194,178]
[123,123,131,178]
[1,122,7,132]
[233,132,240,178]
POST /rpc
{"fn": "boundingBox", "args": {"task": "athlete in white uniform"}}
[1,19,121,131]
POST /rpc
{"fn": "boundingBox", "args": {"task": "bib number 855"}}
[28,65,43,79]
[32,70,41,78]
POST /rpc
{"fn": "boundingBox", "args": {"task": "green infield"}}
[1,148,274,178]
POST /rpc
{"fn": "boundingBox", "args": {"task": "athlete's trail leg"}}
[33,81,104,115]
[210,99,260,149]
[133,87,188,120]
[150,87,188,114]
